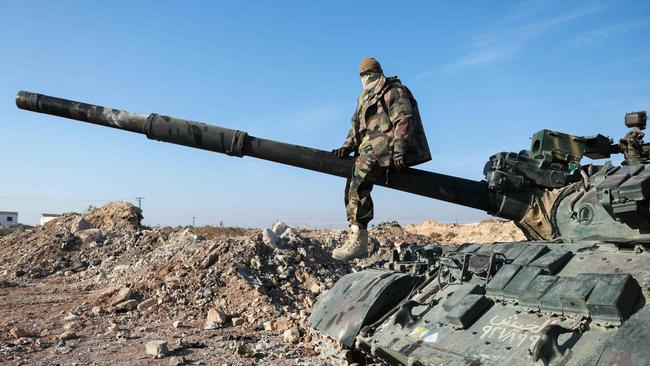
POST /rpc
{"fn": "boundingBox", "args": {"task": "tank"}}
[15,90,650,365]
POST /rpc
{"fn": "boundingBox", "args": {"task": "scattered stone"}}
[9,327,28,339]
[115,299,138,312]
[137,298,157,311]
[77,228,103,244]
[262,228,280,249]
[145,340,169,358]
[63,322,77,331]
[71,217,93,233]
[59,330,77,341]
[263,320,274,331]
[272,221,289,237]
[150,279,165,288]
[172,320,183,328]
[235,266,260,286]
[111,287,133,306]
[40,329,50,337]
[55,340,73,354]
[107,323,120,333]
[91,306,105,315]
[231,317,245,327]
[282,327,300,344]
[254,341,272,352]
[201,253,218,269]
[309,283,321,294]
[280,227,296,240]
[63,314,80,321]
[246,315,256,325]
[204,308,227,330]
[273,317,293,332]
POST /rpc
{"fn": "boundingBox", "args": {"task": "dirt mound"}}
[404,219,526,244]
[84,201,142,235]
[0,202,142,278]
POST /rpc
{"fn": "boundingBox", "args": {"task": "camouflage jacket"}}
[342,76,431,167]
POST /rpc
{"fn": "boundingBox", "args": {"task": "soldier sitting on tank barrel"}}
[331,57,431,261]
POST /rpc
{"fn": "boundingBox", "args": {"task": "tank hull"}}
[310,240,649,366]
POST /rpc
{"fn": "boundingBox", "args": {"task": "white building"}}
[40,213,61,225]
[0,211,18,226]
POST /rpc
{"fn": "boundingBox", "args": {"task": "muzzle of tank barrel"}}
[308,269,420,346]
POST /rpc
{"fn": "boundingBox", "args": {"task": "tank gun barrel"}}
[16,90,503,217]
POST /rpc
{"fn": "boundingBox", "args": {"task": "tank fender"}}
[308,269,420,346]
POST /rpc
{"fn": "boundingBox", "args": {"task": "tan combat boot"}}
[332,224,369,261]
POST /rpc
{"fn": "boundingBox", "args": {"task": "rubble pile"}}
[405,219,526,244]
[86,222,357,340]
[0,201,525,364]
[83,201,142,235]
[0,202,142,278]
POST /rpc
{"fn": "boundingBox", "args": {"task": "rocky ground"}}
[0,202,523,365]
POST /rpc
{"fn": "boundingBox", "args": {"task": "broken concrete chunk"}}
[91,306,105,315]
[58,330,77,341]
[71,217,93,233]
[262,228,279,249]
[309,283,321,294]
[201,253,218,269]
[272,221,289,237]
[111,287,133,306]
[145,340,169,358]
[77,228,103,244]
[137,298,157,311]
[63,314,80,321]
[55,340,73,354]
[204,308,227,329]
[282,327,300,344]
[115,299,138,312]
[263,321,274,331]
[107,323,120,333]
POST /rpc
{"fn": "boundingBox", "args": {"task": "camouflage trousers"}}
[345,152,386,229]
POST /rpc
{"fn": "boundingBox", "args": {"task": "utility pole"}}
[192,216,196,227]
[134,197,144,210]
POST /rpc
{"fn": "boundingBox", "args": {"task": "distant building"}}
[40,213,61,225]
[0,211,18,226]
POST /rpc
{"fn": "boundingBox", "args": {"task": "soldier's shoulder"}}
[383,77,409,99]
[385,76,404,87]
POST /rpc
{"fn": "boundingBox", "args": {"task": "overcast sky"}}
[1,0,649,227]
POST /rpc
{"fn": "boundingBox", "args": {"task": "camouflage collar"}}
[361,75,388,102]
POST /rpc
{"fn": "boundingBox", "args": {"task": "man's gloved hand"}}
[332,146,353,158]
[393,154,406,171]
